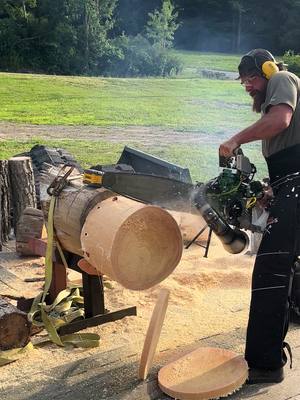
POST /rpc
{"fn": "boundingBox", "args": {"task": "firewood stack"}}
[0,145,82,251]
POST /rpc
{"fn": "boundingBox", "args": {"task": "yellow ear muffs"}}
[262,61,279,79]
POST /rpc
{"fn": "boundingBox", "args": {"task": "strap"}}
[28,168,100,348]
[0,342,34,367]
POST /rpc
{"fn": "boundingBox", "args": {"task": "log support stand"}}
[28,238,137,335]
[185,224,213,258]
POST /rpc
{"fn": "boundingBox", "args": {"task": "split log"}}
[8,157,37,233]
[16,207,45,255]
[0,296,31,350]
[0,160,11,249]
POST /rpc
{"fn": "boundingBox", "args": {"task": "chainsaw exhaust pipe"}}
[193,185,249,254]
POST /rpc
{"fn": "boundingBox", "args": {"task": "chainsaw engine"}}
[204,151,264,232]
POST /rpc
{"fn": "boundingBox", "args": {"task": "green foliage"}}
[174,0,300,54]
[0,0,119,75]
[146,0,179,49]
[104,0,182,77]
[114,1,161,37]
[283,50,300,77]
[2,1,300,75]
[105,35,182,77]
[0,0,38,70]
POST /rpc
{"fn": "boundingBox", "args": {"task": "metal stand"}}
[28,238,137,334]
[185,225,213,258]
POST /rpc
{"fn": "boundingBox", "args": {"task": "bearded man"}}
[219,49,300,384]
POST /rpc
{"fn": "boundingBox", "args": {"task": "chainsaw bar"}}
[102,172,199,214]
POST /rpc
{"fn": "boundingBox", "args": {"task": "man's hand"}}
[219,139,239,157]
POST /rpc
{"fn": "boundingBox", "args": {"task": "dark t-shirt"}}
[261,71,300,158]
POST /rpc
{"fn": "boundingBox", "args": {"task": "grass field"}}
[172,50,242,77]
[0,50,268,181]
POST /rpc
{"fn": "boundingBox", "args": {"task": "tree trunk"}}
[0,297,31,350]
[236,6,242,52]
[84,2,90,73]
[8,157,37,234]
[0,160,11,250]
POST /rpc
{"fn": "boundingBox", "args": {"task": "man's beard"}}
[250,90,266,113]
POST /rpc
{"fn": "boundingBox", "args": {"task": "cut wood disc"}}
[138,289,170,380]
[158,346,248,400]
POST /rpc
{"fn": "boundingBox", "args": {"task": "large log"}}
[0,160,11,249]
[40,173,183,291]
[8,157,37,233]
[0,296,31,350]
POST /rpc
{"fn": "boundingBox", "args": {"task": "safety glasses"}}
[240,75,257,86]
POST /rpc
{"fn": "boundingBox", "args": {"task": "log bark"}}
[8,157,37,233]
[52,185,115,256]
[0,296,31,350]
[16,207,44,255]
[0,160,11,249]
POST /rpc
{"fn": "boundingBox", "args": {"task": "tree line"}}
[1,0,300,76]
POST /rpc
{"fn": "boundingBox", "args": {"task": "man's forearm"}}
[231,112,287,146]
[219,104,293,157]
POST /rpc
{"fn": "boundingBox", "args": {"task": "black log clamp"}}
[47,165,75,197]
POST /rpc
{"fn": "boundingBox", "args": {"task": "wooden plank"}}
[0,265,25,296]
[0,265,23,285]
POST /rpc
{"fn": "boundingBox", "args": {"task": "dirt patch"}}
[0,122,228,146]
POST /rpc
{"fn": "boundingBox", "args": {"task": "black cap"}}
[238,49,276,78]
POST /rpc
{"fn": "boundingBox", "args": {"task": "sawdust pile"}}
[0,235,255,389]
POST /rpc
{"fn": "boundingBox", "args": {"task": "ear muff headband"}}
[246,51,279,80]
[261,61,279,80]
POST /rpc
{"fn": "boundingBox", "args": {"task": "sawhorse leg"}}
[185,225,213,258]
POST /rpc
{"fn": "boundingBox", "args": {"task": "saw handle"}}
[233,147,243,156]
[219,147,243,167]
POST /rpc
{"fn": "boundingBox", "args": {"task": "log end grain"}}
[81,197,183,291]
[0,298,31,350]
